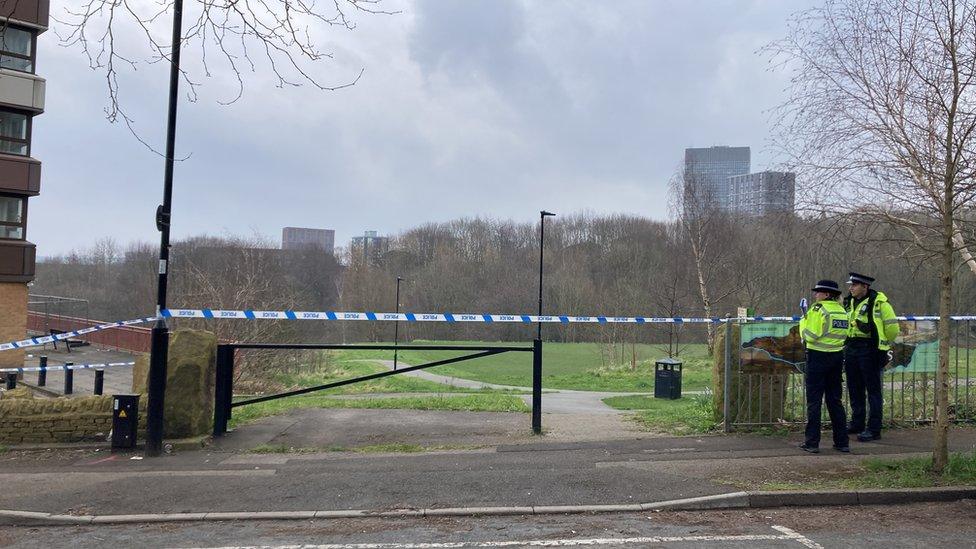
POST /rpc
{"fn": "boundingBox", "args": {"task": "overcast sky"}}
[30,0,813,256]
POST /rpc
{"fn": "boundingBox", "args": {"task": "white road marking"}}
[772,525,824,549]
[181,525,820,548]
[0,470,276,480]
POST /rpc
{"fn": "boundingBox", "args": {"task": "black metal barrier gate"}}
[213,341,542,437]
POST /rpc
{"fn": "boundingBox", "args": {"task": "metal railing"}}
[722,319,976,430]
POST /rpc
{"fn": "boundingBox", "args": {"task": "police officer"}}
[799,280,850,453]
[843,272,900,442]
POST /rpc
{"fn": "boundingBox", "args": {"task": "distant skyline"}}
[30,0,815,255]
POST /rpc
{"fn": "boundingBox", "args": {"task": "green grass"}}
[0,444,7,454]
[329,341,713,392]
[754,452,976,490]
[269,354,521,395]
[228,393,529,429]
[248,442,484,454]
[603,393,718,435]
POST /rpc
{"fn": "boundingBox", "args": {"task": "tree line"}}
[29,212,975,348]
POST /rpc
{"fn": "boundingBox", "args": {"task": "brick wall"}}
[0,283,26,369]
[0,394,147,444]
[26,312,152,353]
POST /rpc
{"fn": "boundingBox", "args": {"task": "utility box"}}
[654,358,682,400]
[111,394,140,450]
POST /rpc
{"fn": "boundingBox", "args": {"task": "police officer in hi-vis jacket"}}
[799,280,850,453]
[843,272,900,442]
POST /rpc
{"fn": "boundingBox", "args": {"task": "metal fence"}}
[722,319,976,430]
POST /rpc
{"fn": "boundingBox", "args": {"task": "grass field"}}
[318,341,714,392]
[228,393,529,429]
[269,354,523,395]
[228,341,714,429]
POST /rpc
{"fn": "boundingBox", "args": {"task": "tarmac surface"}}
[4,502,976,548]
[1,409,973,517]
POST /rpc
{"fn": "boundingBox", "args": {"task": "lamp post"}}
[533,210,554,435]
[393,276,404,370]
[537,211,555,340]
[145,0,186,457]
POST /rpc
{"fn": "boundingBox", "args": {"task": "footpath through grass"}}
[269,354,520,395]
[754,452,976,490]
[228,393,528,429]
[336,341,713,392]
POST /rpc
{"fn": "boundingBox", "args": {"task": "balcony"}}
[0,0,49,30]
[0,69,44,112]
[0,153,40,195]
[0,239,34,282]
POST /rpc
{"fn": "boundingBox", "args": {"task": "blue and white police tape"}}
[161,309,976,323]
[3,310,976,354]
[0,361,135,374]
[0,316,158,353]
[161,309,803,323]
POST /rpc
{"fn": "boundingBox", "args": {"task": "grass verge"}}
[752,452,976,490]
[229,393,528,429]
[603,393,718,435]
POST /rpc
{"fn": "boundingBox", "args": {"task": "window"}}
[0,25,34,73]
[0,109,29,155]
[0,195,25,239]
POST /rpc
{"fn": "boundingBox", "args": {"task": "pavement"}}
[17,345,136,397]
[1,407,974,521]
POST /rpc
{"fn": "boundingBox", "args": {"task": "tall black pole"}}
[145,0,185,458]
[393,276,403,370]
[537,211,554,340]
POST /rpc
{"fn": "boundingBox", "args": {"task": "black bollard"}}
[4,373,15,390]
[38,356,47,386]
[64,362,74,395]
[93,369,104,395]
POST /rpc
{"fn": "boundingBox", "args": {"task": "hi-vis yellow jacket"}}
[800,299,848,353]
[844,290,900,351]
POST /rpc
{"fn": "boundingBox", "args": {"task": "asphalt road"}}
[2,423,973,517]
[2,501,975,548]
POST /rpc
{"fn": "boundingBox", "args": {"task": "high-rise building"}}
[282,227,335,253]
[728,171,795,217]
[0,0,47,371]
[683,146,750,213]
[351,230,389,265]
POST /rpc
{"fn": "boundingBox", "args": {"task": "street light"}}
[393,276,405,370]
[145,0,186,457]
[537,210,555,340]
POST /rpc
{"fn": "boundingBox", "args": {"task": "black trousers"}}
[805,349,848,448]
[845,339,884,434]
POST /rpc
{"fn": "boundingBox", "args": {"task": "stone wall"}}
[0,282,26,370]
[0,394,147,444]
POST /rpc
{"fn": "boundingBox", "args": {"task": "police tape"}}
[2,310,976,355]
[161,309,799,323]
[161,309,976,323]
[0,361,135,374]
[0,316,158,352]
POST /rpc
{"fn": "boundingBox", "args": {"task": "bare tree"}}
[56,0,394,143]
[769,0,976,472]
[669,167,742,351]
